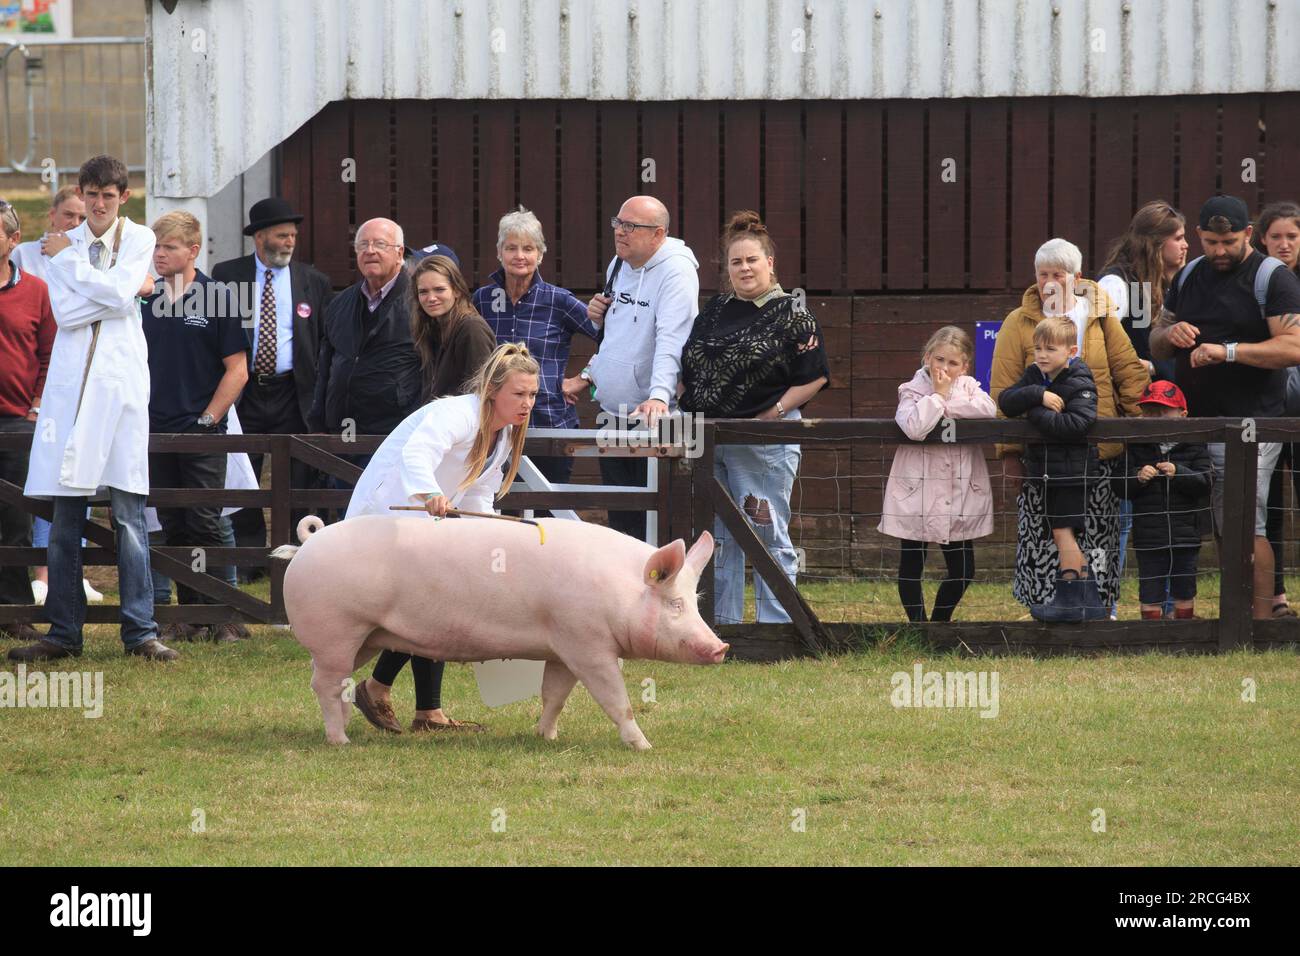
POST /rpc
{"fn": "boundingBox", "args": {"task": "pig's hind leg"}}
[535,660,578,740]
[564,654,652,750]
[310,656,356,745]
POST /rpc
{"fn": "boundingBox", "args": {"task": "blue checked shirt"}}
[473,269,600,428]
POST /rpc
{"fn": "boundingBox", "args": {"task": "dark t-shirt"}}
[1164,251,1300,417]
[142,270,250,433]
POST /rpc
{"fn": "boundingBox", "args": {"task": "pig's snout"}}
[694,634,729,665]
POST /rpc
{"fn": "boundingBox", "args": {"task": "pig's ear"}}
[644,539,687,587]
[684,531,715,578]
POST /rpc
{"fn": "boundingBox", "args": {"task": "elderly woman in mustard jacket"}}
[989,238,1149,616]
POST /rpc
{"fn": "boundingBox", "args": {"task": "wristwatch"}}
[775,401,786,418]
[197,412,216,429]
[1225,342,1238,363]
[579,367,593,383]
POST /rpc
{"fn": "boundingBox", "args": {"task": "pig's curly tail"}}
[270,515,326,563]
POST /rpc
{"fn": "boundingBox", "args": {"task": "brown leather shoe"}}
[159,622,202,642]
[353,679,402,734]
[0,623,45,643]
[126,639,179,661]
[206,623,245,644]
[7,639,80,662]
[409,716,486,733]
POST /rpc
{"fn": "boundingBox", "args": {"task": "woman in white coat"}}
[350,342,540,734]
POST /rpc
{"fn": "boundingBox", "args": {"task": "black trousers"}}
[0,417,33,606]
[1135,545,1199,604]
[1265,443,1296,598]
[232,374,316,555]
[372,652,444,712]
[148,450,229,605]
[597,453,648,541]
[897,538,976,623]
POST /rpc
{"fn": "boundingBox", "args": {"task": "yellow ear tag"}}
[537,524,545,545]
[649,569,660,580]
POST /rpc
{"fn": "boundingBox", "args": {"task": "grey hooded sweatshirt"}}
[588,237,700,415]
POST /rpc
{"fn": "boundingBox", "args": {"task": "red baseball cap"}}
[1138,380,1188,411]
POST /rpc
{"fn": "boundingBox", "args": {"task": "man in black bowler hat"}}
[211,198,334,579]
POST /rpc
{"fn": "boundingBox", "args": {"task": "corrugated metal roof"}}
[148,0,1300,198]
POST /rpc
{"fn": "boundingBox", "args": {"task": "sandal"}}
[354,680,403,734]
[409,716,486,733]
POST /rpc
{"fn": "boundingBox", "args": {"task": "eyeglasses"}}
[354,239,398,253]
[610,218,659,234]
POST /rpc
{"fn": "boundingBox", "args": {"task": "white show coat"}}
[24,218,156,498]
[345,393,513,519]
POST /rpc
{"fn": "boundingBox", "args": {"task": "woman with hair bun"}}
[678,211,830,624]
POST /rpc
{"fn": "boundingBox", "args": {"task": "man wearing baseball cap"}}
[1151,195,1300,619]
[211,198,335,572]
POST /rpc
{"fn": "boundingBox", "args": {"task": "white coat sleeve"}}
[45,228,156,329]
[398,405,477,505]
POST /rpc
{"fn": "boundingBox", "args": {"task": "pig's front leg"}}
[566,654,651,750]
[535,659,578,741]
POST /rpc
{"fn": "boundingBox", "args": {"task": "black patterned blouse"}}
[678,285,830,418]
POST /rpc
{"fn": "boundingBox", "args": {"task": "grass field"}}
[2,590,1296,866]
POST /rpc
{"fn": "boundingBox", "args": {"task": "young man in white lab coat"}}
[10,155,178,662]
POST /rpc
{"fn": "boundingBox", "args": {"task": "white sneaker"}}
[83,579,104,603]
[31,580,47,605]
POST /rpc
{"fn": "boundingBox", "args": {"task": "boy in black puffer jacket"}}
[998,316,1107,622]
[1113,381,1211,620]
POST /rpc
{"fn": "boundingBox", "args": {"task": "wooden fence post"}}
[694,422,716,625]
[1218,424,1257,651]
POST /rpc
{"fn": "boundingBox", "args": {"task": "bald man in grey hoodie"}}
[561,196,700,540]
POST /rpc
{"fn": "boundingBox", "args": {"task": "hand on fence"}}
[1041,391,1064,412]
[1155,461,1176,476]
[1137,464,1158,484]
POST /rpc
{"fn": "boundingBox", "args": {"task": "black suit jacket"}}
[210,253,335,425]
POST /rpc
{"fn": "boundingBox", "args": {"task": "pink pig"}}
[274,515,728,748]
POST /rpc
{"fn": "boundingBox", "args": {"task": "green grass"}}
[1,606,1295,865]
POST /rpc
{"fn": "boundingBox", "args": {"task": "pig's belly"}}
[374,589,559,662]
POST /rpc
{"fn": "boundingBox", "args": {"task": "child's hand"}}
[932,366,952,398]
[1041,391,1064,412]
[1137,465,1158,483]
[1155,461,1176,476]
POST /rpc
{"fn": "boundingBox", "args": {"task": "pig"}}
[273,514,728,748]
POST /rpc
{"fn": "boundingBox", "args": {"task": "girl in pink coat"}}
[879,327,996,622]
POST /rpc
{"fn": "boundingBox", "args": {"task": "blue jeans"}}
[712,438,802,625]
[46,489,157,651]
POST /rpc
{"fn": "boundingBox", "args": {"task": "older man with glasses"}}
[308,219,421,458]
[561,195,700,540]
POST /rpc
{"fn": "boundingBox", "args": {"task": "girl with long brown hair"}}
[409,254,497,401]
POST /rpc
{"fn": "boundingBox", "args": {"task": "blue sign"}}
[973,321,1002,393]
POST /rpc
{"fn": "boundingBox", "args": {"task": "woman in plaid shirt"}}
[473,206,603,486]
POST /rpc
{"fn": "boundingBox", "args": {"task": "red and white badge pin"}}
[296,302,312,318]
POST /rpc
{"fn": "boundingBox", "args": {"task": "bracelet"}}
[775,401,786,417]
[27,406,39,416]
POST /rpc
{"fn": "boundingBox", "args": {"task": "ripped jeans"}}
[712,435,802,625]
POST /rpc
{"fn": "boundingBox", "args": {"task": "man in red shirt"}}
[0,198,55,640]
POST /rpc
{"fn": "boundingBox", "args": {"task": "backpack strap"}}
[1254,255,1286,320]
[1172,255,1204,300]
